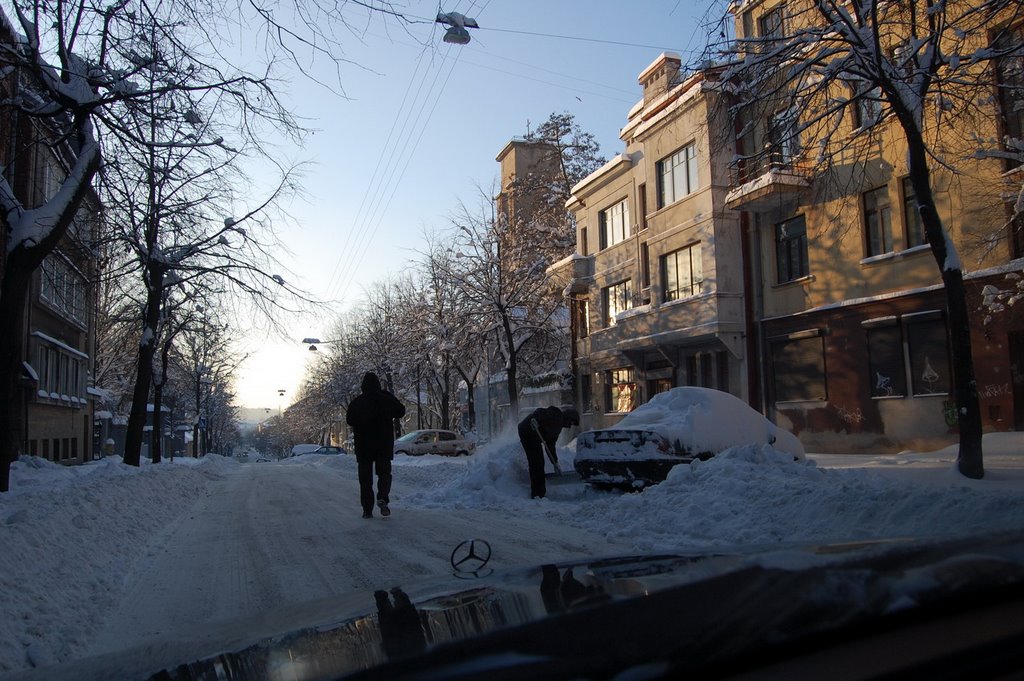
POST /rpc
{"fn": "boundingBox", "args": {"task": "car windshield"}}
[5,2,1024,680]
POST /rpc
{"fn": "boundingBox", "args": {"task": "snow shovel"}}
[532,420,575,483]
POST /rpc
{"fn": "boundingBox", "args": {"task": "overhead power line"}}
[479,25,685,53]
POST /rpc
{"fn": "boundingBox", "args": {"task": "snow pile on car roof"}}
[611,387,804,458]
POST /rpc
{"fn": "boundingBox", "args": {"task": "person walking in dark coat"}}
[346,372,406,518]
[517,406,579,499]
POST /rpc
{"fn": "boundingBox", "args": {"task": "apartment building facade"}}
[564,4,1023,453]
[565,54,751,432]
[724,0,1024,453]
[1,17,102,464]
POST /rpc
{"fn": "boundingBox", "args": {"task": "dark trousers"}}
[518,425,547,498]
[358,454,392,513]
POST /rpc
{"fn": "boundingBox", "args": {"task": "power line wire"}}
[326,4,476,307]
[406,11,689,53]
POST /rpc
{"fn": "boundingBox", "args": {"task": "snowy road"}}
[85,458,624,658]
[5,435,1024,676]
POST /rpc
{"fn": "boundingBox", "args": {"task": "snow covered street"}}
[3,432,1024,676]
[84,459,627,659]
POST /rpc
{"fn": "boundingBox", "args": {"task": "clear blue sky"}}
[234,0,723,410]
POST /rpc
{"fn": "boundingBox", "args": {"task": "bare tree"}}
[445,191,566,422]
[712,0,1024,479]
[0,0,417,489]
[99,59,309,466]
[514,112,607,260]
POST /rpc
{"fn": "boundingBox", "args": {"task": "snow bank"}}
[3,438,1024,674]
[0,456,231,672]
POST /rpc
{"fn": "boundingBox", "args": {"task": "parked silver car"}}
[312,445,346,455]
[393,429,475,457]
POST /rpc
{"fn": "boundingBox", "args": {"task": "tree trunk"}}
[193,374,201,458]
[440,352,451,431]
[150,338,176,464]
[465,378,476,431]
[150,384,164,464]
[0,259,33,492]
[123,271,164,466]
[499,320,520,420]
[905,136,984,479]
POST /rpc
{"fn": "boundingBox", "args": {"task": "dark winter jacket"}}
[346,372,406,460]
[518,406,564,447]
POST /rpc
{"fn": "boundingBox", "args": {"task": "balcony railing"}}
[725,153,811,211]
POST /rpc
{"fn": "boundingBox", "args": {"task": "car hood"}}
[11,531,1024,681]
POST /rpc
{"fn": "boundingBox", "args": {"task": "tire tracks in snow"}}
[85,460,626,658]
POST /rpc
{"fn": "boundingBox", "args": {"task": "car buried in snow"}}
[574,387,805,490]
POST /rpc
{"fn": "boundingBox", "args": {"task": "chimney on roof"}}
[639,53,682,106]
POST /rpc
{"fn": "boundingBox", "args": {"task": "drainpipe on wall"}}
[741,210,768,414]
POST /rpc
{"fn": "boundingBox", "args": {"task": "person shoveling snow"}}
[517,406,579,498]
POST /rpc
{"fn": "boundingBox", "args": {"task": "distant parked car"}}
[574,387,805,490]
[312,445,346,455]
[393,429,475,457]
[289,444,322,457]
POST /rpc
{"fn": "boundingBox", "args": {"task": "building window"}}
[994,24,1023,171]
[598,198,630,249]
[863,186,894,256]
[640,242,651,291]
[1013,211,1024,260]
[656,143,699,208]
[638,183,648,231]
[40,253,88,326]
[716,351,730,393]
[573,297,590,339]
[851,85,882,130]
[649,378,673,396]
[901,177,927,249]
[758,4,784,40]
[770,333,827,402]
[579,226,588,256]
[606,368,636,413]
[775,215,809,283]
[581,373,594,414]
[602,279,632,327]
[662,243,703,301]
[768,108,800,165]
[700,354,713,387]
[36,343,84,400]
[865,322,907,397]
[685,355,698,385]
[907,315,951,395]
